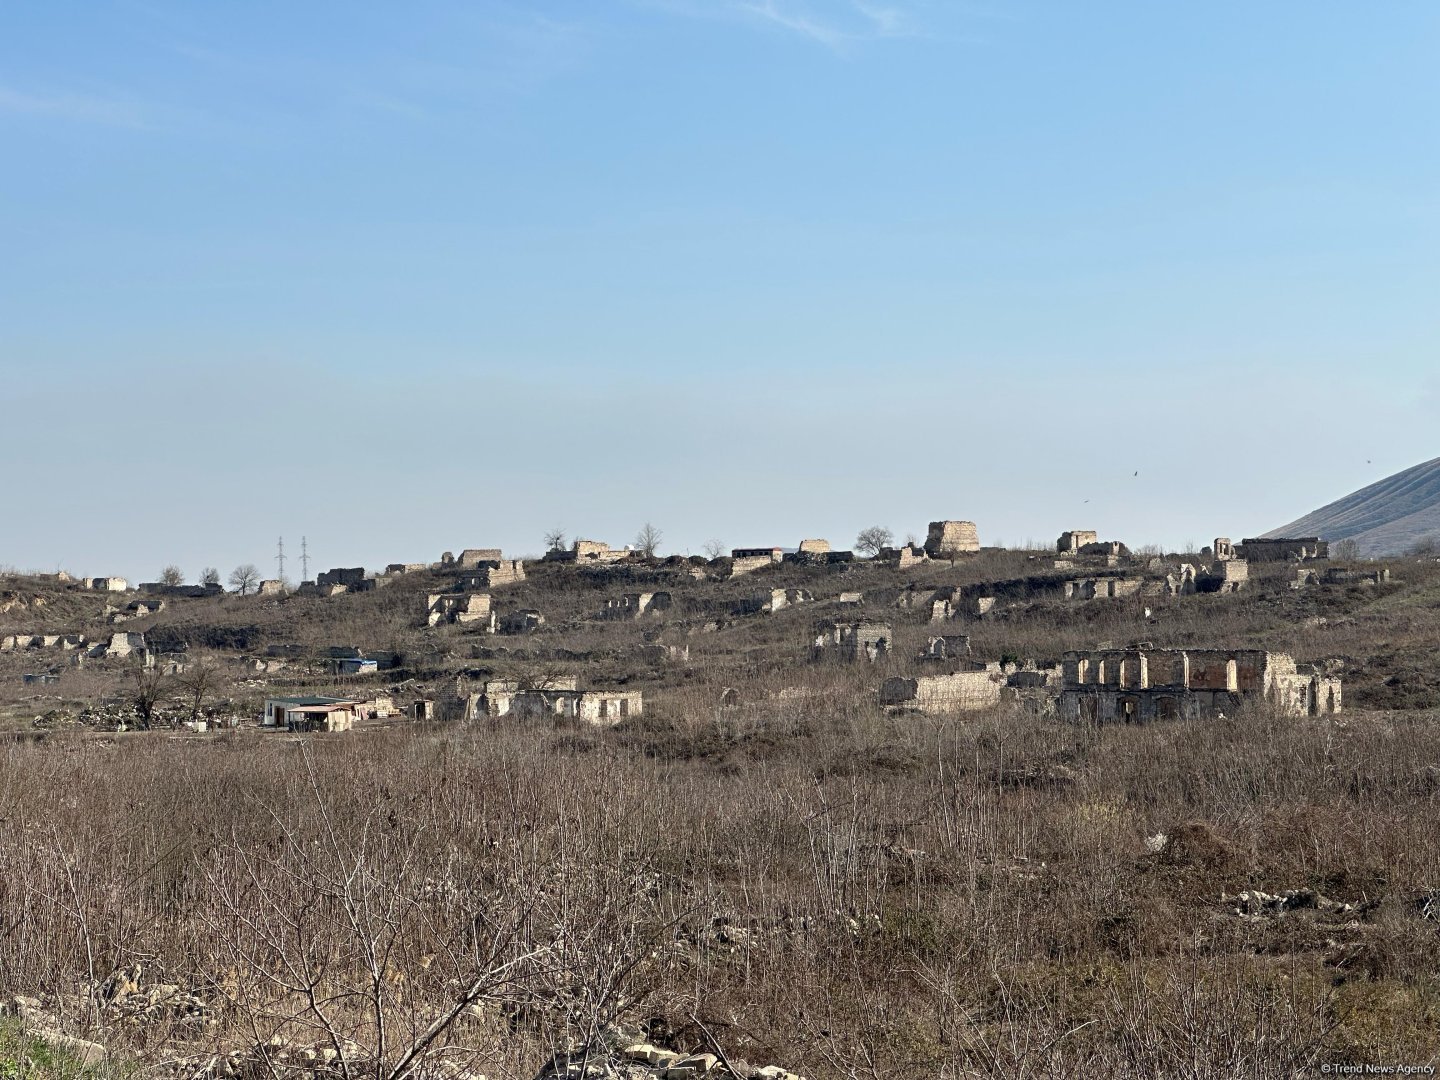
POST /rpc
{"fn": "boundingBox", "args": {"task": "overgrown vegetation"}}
[4,549,1440,1074]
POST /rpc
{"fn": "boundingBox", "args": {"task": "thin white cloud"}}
[851,0,907,36]
[739,0,850,50]
[0,85,144,128]
[644,0,926,53]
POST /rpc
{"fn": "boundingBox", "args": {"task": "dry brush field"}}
[3,551,1440,1078]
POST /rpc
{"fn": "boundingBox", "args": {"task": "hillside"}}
[6,542,1440,1075]
[1265,455,1440,556]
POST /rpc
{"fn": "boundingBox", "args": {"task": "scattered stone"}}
[1225,889,1355,918]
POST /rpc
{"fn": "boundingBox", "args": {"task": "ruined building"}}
[455,560,525,589]
[1057,530,1099,554]
[877,544,929,569]
[1237,537,1329,562]
[812,620,892,663]
[464,677,641,725]
[1057,646,1342,723]
[317,567,368,589]
[1199,560,1249,593]
[426,593,494,629]
[880,670,1005,714]
[924,521,981,558]
[600,592,672,620]
[440,549,503,569]
[919,634,971,661]
[730,547,783,576]
[545,540,630,564]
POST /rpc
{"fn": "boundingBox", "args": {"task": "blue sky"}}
[2,1,1437,581]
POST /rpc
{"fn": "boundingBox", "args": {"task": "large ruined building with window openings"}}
[1057,644,1341,723]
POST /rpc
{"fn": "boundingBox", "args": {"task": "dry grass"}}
[4,553,1440,1076]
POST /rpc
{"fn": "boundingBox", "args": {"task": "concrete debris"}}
[1224,889,1356,919]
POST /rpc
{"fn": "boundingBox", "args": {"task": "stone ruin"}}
[1168,560,1249,595]
[139,582,224,598]
[455,559,525,589]
[877,543,929,569]
[734,588,812,615]
[600,592,672,620]
[812,620,892,663]
[730,547,783,576]
[544,539,630,563]
[880,670,1004,714]
[1057,530,1099,554]
[919,634,971,662]
[1237,537,1329,562]
[1063,576,1145,600]
[317,567,367,589]
[1295,566,1391,589]
[499,609,546,634]
[440,548,503,569]
[465,676,642,725]
[924,520,981,558]
[1057,645,1342,723]
[426,593,494,629]
[84,577,129,592]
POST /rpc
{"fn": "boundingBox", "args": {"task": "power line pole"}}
[276,536,285,581]
[300,536,310,582]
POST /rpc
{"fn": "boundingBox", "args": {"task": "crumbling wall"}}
[317,567,367,588]
[924,521,980,558]
[813,620,892,663]
[1057,647,1340,722]
[880,671,1004,714]
[427,593,494,628]
[1237,538,1329,562]
[1057,531,1099,554]
[457,561,525,589]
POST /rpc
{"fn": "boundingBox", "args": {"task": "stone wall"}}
[1057,530,1099,554]
[880,671,1004,714]
[1057,646,1341,721]
[1237,537,1329,562]
[426,593,493,628]
[317,567,367,588]
[456,560,525,589]
[730,554,781,577]
[924,521,980,557]
[813,620,892,662]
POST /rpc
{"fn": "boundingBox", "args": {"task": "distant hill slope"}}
[1265,456,1440,556]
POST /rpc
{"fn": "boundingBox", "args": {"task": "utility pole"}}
[276,536,286,581]
[300,536,310,583]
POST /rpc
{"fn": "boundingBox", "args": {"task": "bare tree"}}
[160,565,184,586]
[634,523,663,558]
[130,666,167,729]
[1333,538,1361,561]
[702,539,726,560]
[229,564,261,595]
[543,528,568,552]
[201,567,221,586]
[177,660,222,724]
[855,526,894,557]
